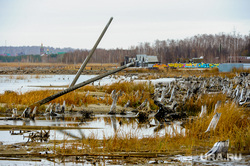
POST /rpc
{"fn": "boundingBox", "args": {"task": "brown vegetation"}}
[0,81,156,112]
[0,67,249,157]
[49,97,249,156]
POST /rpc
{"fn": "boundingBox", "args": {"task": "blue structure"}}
[218,63,250,72]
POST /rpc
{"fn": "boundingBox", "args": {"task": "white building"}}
[136,54,159,67]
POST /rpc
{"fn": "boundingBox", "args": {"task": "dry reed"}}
[50,93,249,155]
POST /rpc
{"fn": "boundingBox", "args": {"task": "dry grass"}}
[48,93,249,156]
[125,67,237,79]
[0,62,120,71]
[183,93,228,116]
[101,81,156,109]
[0,62,67,68]
[0,66,248,154]
[0,81,157,111]
[185,102,250,153]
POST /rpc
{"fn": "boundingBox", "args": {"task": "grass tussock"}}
[183,93,228,116]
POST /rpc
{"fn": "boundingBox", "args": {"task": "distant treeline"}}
[1,33,249,64]
[0,46,74,56]
[0,54,42,63]
[0,54,61,63]
[63,32,250,64]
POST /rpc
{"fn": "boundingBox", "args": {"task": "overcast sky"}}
[0,0,249,49]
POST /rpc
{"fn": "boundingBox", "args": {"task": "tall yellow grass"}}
[47,92,249,155]
[0,81,157,111]
[185,102,250,153]
[52,101,249,156]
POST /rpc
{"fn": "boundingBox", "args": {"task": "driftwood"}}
[205,113,221,133]
[10,129,25,135]
[154,74,250,122]
[61,100,66,113]
[21,107,31,118]
[132,99,148,113]
[55,103,60,113]
[26,130,50,142]
[214,101,221,113]
[120,100,130,115]
[12,108,17,118]
[160,87,166,103]
[136,99,151,122]
[45,103,52,112]
[30,106,37,120]
[199,105,207,118]
[109,90,122,114]
[205,139,229,159]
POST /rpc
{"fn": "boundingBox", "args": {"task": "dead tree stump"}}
[109,90,122,114]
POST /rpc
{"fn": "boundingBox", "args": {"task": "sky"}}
[0,0,249,49]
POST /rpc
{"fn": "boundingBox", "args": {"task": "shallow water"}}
[0,113,184,145]
[0,74,175,94]
[0,112,248,165]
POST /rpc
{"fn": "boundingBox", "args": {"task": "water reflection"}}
[0,113,185,144]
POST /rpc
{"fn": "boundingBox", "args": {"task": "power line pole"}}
[70,17,113,87]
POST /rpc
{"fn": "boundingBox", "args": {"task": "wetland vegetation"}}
[0,63,249,165]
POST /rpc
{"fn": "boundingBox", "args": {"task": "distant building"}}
[190,56,204,63]
[46,48,50,55]
[40,43,45,55]
[136,54,159,67]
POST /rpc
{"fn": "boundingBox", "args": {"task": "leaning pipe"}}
[70,17,113,87]
[31,62,135,107]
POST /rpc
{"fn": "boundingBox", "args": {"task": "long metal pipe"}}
[31,61,135,107]
[70,17,113,87]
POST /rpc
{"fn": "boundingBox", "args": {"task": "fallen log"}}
[120,100,130,115]
[205,139,229,160]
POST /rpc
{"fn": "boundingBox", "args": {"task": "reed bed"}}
[41,91,249,156]
[0,81,157,111]
[50,101,249,156]
[185,102,250,153]
[0,66,249,155]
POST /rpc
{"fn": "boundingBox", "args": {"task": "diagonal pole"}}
[70,17,113,87]
[31,62,135,107]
